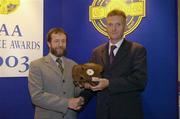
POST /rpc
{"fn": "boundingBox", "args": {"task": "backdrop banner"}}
[58,0,178,119]
[0,0,43,77]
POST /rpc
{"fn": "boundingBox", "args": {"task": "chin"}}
[52,52,63,57]
[57,52,64,57]
[110,37,119,40]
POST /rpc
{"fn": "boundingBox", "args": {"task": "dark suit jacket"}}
[81,39,147,119]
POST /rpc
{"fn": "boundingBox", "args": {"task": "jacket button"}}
[62,80,65,83]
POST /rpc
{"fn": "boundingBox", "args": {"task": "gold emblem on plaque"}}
[89,0,146,36]
[0,0,20,14]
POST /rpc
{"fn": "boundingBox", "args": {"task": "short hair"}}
[47,28,67,42]
[107,9,126,20]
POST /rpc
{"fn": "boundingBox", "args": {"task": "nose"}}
[112,25,116,32]
[59,42,62,47]
[58,41,66,48]
[58,41,63,46]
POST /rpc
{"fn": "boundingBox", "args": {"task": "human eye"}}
[53,39,59,43]
[116,23,121,26]
[54,39,58,42]
[63,39,66,42]
[107,23,112,27]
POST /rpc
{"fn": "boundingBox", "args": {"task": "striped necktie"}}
[56,58,64,73]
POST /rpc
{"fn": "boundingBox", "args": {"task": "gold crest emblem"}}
[0,0,20,14]
[89,0,146,36]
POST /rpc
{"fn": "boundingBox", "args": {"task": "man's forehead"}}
[106,15,126,22]
[52,32,64,35]
[51,33,66,40]
[107,15,124,19]
[107,16,123,21]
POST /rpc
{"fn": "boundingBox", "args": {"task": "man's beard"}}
[50,47,66,57]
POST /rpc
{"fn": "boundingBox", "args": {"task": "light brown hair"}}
[47,28,67,43]
[107,9,126,20]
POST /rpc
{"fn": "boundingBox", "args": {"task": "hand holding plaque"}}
[72,63,103,87]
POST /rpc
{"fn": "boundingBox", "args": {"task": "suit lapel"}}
[44,54,62,75]
[100,43,110,68]
[110,40,129,68]
[62,56,68,74]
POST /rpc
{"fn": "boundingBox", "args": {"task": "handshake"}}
[72,63,109,91]
[68,97,84,110]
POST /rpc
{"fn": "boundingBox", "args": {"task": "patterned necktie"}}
[109,45,117,64]
[56,58,64,73]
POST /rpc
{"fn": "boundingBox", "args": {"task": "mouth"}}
[56,47,63,50]
[112,32,118,34]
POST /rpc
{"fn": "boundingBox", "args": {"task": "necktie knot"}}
[111,45,116,52]
[109,45,116,64]
[56,58,62,64]
[56,58,64,73]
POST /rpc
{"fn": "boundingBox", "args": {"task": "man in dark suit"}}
[28,28,84,119]
[80,9,147,119]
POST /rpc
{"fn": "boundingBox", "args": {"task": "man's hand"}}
[82,77,109,91]
[68,97,84,110]
[90,77,109,91]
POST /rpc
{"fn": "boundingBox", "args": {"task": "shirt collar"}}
[49,53,63,62]
[109,38,124,50]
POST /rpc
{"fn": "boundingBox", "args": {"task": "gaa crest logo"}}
[0,0,20,14]
[89,0,146,36]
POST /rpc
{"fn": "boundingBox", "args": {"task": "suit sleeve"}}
[28,62,68,114]
[78,51,97,104]
[108,46,147,94]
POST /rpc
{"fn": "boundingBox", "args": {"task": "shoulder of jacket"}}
[30,56,46,66]
[125,40,145,49]
[63,57,77,65]
[93,43,107,52]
